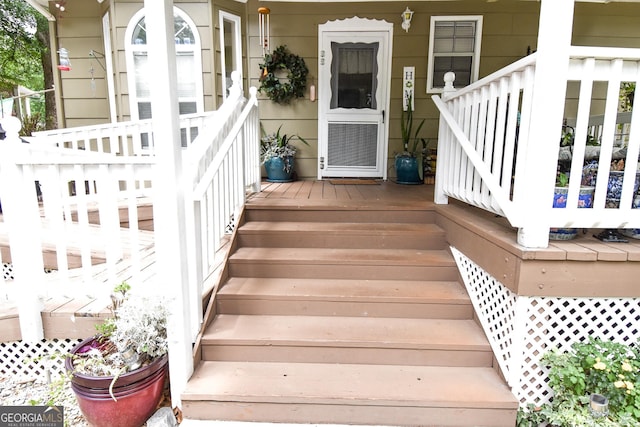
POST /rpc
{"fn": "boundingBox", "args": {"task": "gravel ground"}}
[0,374,89,426]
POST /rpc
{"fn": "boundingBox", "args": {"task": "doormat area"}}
[328,179,380,185]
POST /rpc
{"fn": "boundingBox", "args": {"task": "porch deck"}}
[1,179,638,342]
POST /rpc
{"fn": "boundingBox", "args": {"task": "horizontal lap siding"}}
[247,0,542,179]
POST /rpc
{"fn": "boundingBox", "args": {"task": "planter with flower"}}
[396,95,425,185]
[65,283,169,427]
[550,170,595,240]
[260,124,309,182]
[517,337,640,427]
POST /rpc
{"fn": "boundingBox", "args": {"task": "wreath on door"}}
[259,45,308,104]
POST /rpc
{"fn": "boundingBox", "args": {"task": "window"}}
[124,7,203,146]
[219,11,242,100]
[427,16,483,93]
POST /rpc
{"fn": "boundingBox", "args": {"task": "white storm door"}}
[318,22,392,179]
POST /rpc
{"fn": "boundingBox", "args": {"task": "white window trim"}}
[124,7,204,122]
[426,15,483,94]
[102,12,117,123]
[219,11,243,100]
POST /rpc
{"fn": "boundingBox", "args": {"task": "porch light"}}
[401,7,414,33]
[55,1,65,12]
[258,7,270,55]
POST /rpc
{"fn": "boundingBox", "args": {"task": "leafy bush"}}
[517,338,640,427]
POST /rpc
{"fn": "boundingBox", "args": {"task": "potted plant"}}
[395,95,425,185]
[517,337,640,427]
[260,124,308,182]
[65,283,169,427]
[550,169,595,240]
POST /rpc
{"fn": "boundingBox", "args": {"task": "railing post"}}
[144,0,192,409]
[0,117,45,341]
[434,71,456,205]
[515,0,575,248]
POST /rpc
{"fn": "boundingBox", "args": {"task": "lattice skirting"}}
[451,246,640,407]
[2,262,13,281]
[0,339,82,380]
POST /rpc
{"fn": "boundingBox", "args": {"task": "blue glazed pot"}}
[550,186,595,240]
[605,171,640,208]
[395,155,423,185]
[264,156,294,183]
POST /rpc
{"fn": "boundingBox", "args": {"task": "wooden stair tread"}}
[230,247,455,266]
[239,221,444,234]
[218,277,469,304]
[183,361,518,409]
[202,315,489,350]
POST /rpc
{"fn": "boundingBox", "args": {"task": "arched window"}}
[125,8,203,134]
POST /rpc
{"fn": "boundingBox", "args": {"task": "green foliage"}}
[400,95,426,156]
[19,112,45,136]
[258,45,308,104]
[0,0,54,126]
[518,338,640,427]
[556,171,569,187]
[260,123,308,173]
[0,0,47,91]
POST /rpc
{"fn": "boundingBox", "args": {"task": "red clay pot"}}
[66,337,168,427]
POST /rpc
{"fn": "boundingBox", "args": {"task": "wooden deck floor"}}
[2,179,639,341]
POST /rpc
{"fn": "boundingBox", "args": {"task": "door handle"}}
[382,110,385,124]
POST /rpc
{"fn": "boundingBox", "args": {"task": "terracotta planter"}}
[66,337,168,427]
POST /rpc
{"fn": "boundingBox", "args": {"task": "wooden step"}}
[244,206,436,224]
[182,361,518,427]
[201,314,492,366]
[217,277,472,319]
[237,221,446,249]
[228,248,458,281]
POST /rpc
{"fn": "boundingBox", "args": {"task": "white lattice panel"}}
[451,248,519,387]
[2,263,13,281]
[451,246,640,407]
[0,339,81,380]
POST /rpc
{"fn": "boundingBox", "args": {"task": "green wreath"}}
[259,45,308,104]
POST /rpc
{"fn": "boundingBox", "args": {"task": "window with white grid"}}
[427,16,483,93]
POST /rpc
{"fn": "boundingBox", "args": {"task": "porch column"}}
[144,0,193,408]
[515,0,574,248]
[0,117,45,341]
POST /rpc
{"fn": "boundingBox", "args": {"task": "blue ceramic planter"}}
[550,186,595,240]
[395,155,422,185]
[264,156,294,183]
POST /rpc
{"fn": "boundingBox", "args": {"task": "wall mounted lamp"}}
[401,7,414,33]
[258,7,271,56]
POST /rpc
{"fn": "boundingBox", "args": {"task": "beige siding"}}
[211,0,248,109]
[248,0,542,180]
[55,0,108,128]
[52,1,640,178]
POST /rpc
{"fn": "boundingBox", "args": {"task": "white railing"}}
[185,81,260,307]
[30,110,218,156]
[0,74,260,341]
[433,47,640,247]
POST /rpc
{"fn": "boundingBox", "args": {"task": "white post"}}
[144,0,193,408]
[434,71,456,205]
[515,0,574,248]
[0,117,45,341]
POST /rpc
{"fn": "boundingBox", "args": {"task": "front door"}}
[318,18,393,179]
